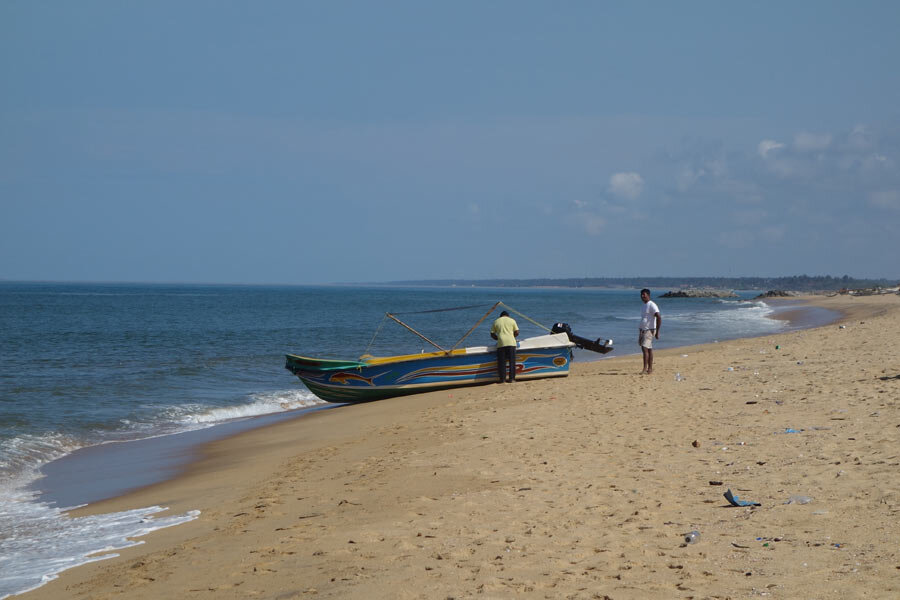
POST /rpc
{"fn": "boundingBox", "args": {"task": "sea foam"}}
[0,389,323,599]
[175,389,327,424]
[0,495,198,600]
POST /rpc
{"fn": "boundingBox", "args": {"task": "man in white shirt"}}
[639,288,661,374]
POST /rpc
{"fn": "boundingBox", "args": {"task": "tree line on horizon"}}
[385,275,896,292]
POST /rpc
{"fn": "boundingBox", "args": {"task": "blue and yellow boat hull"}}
[285,333,574,403]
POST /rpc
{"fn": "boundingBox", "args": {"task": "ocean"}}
[0,282,828,597]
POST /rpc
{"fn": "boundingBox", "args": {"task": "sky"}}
[2,1,899,284]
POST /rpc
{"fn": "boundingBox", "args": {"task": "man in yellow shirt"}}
[490,311,519,383]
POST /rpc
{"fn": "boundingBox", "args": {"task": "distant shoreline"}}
[369,275,897,292]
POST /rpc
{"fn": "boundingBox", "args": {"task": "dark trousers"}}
[497,346,516,382]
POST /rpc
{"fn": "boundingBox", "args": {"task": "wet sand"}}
[21,293,900,600]
[762,297,844,331]
[34,405,335,509]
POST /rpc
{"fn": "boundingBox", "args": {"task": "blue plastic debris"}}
[724,489,761,507]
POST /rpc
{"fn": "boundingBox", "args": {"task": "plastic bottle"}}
[785,495,813,505]
[684,530,701,544]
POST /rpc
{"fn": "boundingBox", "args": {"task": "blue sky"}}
[2,1,898,284]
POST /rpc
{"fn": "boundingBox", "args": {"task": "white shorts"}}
[639,329,655,349]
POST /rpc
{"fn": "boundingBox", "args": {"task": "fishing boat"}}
[285,302,613,403]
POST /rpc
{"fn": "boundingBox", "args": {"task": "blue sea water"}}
[0,281,797,597]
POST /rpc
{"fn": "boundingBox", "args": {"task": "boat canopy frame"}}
[362,301,551,358]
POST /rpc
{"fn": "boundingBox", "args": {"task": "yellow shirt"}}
[491,315,519,347]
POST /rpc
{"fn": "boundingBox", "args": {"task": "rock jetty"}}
[660,289,738,298]
[755,290,798,298]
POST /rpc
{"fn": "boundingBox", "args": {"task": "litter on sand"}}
[784,495,813,505]
[724,488,761,507]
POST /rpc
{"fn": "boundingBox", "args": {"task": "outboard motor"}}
[550,322,572,337]
[552,322,614,354]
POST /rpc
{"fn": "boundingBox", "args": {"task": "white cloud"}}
[758,139,784,158]
[794,132,832,152]
[676,168,700,191]
[608,172,643,199]
[869,190,900,210]
[676,158,725,191]
[676,167,704,191]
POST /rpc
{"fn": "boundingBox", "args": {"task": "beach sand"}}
[21,294,900,599]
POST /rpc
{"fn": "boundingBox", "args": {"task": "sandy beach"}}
[20,293,900,600]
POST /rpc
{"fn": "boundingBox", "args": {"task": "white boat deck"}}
[465,332,574,354]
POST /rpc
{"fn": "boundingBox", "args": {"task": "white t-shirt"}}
[640,300,660,330]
